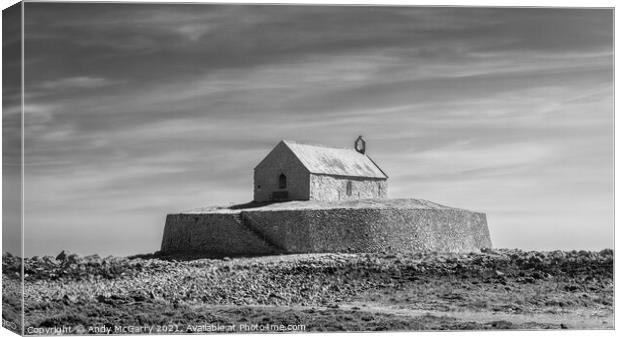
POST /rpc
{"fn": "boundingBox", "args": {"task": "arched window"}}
[278,173,287,189]
[346,181,352,196]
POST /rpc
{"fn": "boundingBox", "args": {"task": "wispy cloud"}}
[39,76,115,90]
[13,4,613,256]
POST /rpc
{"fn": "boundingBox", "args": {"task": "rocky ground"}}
[2,249,614,334]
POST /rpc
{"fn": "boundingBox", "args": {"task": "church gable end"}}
[254,141,311,202]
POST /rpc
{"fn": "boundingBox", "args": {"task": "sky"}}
[2,4,613,256]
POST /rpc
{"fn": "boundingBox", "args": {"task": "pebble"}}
[5,248,612,310]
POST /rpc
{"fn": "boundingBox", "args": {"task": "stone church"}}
[162,137,492,256]
[254,137,388,202]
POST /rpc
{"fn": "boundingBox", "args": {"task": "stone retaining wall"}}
[160,213,279,256]
[161,203,492,256]
[245,208,490,254]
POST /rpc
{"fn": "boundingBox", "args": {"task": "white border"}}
[0,1,616,337]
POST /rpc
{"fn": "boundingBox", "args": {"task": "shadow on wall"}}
[227,201,280,210]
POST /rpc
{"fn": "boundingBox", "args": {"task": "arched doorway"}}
[278,173,287,189]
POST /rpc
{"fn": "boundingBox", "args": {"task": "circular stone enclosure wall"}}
[161,204,491,256]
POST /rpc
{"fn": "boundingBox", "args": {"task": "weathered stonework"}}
[309,174,387,201]
[160,199,492,256]
[160,213,280,256]
[253,140,388,202]
[254,142,310,202]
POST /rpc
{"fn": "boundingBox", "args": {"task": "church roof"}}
[282,140,388,179]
